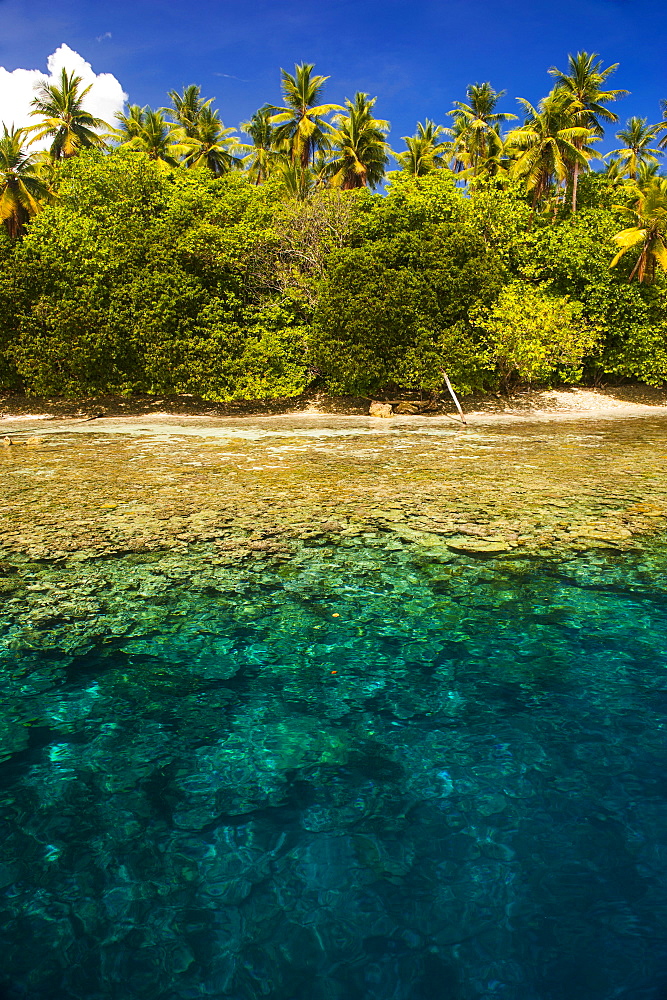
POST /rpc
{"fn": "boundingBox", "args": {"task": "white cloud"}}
[0,43,127,149]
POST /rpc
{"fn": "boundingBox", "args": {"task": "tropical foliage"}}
[0,54,666,398]
[548,51,626,212]
[505,93,598,212]
[0,126,51,238]
[607,117,664,180]
[445,83,516,178]
[611,178,667,283]
[325,93,391,189]
[269,63,342,168]
[26,67,109,160]
[472,283,598,390]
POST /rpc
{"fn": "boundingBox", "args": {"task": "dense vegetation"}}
[0,55,666,399]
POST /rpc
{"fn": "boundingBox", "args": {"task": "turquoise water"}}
[3,530,667,1000]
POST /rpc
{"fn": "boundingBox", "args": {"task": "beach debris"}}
[442,371,467,425]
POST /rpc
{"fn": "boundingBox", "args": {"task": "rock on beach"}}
[369,401,393,418]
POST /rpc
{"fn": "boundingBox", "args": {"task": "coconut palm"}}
[604,156,628,190]
[636,160,664,189]
[270,63,342,167]
[164,85,213,138]
[276,162,316,200]
[26,67,108,160]
[112,107,187,168]
[446,83,516,176]
[611,177,667,283]
[460,128,510,184]
[549,51,626,128]
[394,136,437,177]
[549,51,627,212]
[0,125,51,238]
[161,86,240,174]
[239,105,279,184]
[111,104,147,142]
[325,93,390,189]
[417,119,447,145]
[395,120,449,176]
[174,106,241,176]
[505,92,598,210]
[657,99,667,149]
[416,119,451,167]
[443,116,474,173]
[606,117,664,180]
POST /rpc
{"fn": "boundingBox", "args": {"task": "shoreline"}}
[1,385,667,428]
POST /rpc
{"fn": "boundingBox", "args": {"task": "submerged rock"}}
[446,539,511,555]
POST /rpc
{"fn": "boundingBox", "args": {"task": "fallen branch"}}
[442,372,466,425]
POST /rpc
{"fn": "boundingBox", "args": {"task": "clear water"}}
[2,416,667,999]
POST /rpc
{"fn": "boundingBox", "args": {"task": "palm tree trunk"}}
[5,210,24,239]
[628,251,645,283]
[5,180,24,238]
[571,160,579,214]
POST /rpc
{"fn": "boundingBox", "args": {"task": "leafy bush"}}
[472,283,600,390]
[312,226,505,395]
[0,152,311,398]
[0,154,664,399]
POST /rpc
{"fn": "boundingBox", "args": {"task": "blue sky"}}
[1,0,666,152]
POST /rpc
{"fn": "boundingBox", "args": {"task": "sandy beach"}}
[1,384,667,426]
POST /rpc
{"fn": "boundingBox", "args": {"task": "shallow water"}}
[2,415,667,999]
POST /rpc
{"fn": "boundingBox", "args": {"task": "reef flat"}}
[2,415,667,999]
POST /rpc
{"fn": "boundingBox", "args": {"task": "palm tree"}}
[446,83,516,177]
[270,63,342,167]
[395,136,438,177]
[416,119,451,167]
[462,128,510,184]
[657,99,667,150]
[417,119,447,144]
[443,116,473,173]
[607,117,664,179]
[0,125,50,238]
[637,160,664,189]
[604,156,627,189]
[112,107,187,168]
[395,120,449,177]
[325,93,391,189]
[26,67,108,160]
[112,104,146,142]
[506,92,598,211]
[276,162,316,200]
[175,106,240,176]
[161,86,240,175]
[164,85,213,138]
[239,105,279,184]
[549,51,627,212]
[611,177,667,283]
